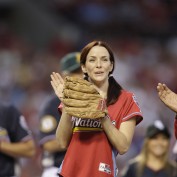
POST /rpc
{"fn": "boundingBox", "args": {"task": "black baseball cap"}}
[60,52,81,74]
[145,120,171,139]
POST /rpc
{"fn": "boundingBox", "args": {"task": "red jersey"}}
[174,116,177,139]
[58,90,143,177]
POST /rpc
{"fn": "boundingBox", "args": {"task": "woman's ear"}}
[81,64,87,73]
[109,62,113,72]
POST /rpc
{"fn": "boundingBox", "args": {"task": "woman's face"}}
[81,46,113,85]
[147,134,169,157]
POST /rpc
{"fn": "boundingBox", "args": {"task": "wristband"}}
[100,114,110,120]
[105,114,110,119]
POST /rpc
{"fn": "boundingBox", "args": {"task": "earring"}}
[83,73,88,80]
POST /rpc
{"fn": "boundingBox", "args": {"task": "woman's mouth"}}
[95,71,104,75]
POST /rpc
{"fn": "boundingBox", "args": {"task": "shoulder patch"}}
[40,115,57,133]
[0,127,8,136]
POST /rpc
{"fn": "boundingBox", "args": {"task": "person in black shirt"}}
[39,52,82,177]
[0,102,35,177]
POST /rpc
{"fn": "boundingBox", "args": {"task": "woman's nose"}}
[96,60,101,68]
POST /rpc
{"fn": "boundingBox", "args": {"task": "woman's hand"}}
[50,72,64,101]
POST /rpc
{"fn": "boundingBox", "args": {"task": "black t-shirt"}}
[39,94,66,168]
[121,161,177,177]
[0,103,32,176]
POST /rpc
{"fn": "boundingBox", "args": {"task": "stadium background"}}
[0,0,177,176]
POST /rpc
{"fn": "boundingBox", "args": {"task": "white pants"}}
[41,167,59,177]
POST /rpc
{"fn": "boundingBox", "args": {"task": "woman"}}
[121,120,177,177]
[50,41,143,177]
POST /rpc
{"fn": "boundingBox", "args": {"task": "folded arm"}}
[0,139,35,158]
[101,116,136,155]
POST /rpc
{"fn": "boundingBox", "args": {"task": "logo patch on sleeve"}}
[0,127,10,141]
[99,162,111,174]
[40,115,57,133]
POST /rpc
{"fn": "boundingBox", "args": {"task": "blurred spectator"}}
[120,120,177,177]
[39,52,82,177]
[0,102,35,177]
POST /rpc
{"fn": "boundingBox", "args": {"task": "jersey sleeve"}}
[6,105,32,142]
[39,96,61,145]
[121,92,143,125]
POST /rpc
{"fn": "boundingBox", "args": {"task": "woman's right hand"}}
[50,72,64,101]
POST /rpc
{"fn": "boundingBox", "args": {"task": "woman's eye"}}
[103,58,108,61]
[89,59,95,62]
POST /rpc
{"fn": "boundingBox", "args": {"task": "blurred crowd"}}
[51,0,177,39]
[0,0,177,177]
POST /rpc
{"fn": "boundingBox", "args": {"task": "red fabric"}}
[58,90,143,177]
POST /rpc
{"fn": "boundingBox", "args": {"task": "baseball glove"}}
[63,76,107,119]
